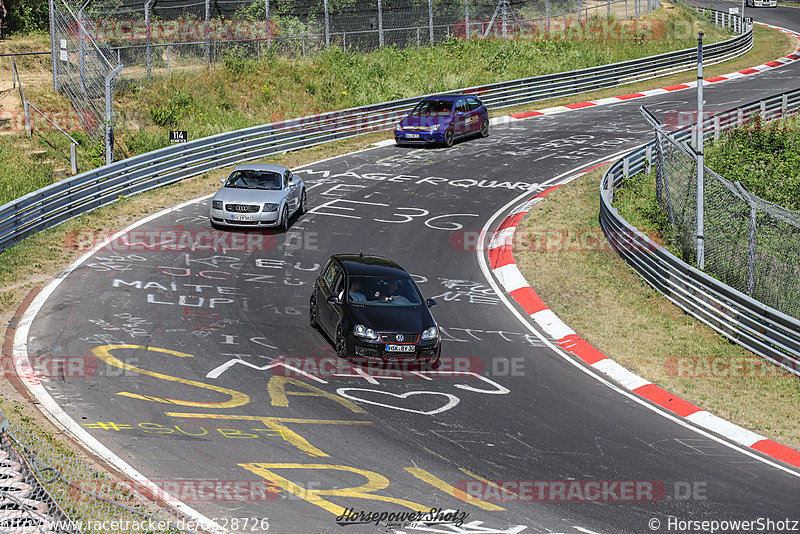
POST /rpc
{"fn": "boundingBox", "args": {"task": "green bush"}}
[705,115,800,211]
[149,90,195,127]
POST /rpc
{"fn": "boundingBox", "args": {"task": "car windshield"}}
[347,275,423,307]
[224,170,283,190]
[409,100,453,118]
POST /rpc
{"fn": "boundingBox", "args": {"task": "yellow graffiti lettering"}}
[166,412,371,457]
[267,376,365,413]
[238,463,429,516]
[406,467,504,511]
[91,345,249,408]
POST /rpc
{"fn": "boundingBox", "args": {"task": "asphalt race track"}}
[18,5,800,533]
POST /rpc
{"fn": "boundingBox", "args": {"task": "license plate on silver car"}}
[386,344,415,353]
[230,214,253,221]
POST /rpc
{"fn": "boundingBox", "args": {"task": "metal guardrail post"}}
[105,64,124,165]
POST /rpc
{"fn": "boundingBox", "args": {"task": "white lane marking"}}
[475,151,800,479]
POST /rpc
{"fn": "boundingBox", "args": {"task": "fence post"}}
[145,0,153,79]
[78,1,89,93]
[205,0,211,67]
[635,0,639,18]
[607,0,610,18]
[546,0,550,33]
[105,65,124,165]
[378,0,384,47]
[265,0,272,44]
[49,0,58,91]
[166,46,171,75]
[465,0,470,40]
[324,0,330,48]
[782,94,788,116]
[625,0,628,18]
[429,0,434,44]
[70,142,78,174]
[696,32,705,270]
[734,182,757,296]
[713,115,720,142]
[578,0,582,22]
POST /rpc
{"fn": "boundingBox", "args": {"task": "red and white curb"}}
[504,24,800,121]
[486,165,800,471]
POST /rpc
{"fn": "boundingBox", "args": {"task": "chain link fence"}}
[62,0,659,74]
[651,116,800,320]
[0,414,202,533]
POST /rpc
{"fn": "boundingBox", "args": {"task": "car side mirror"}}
[426,298,437,308]
[327,296,340,304]
[219,178,226,183]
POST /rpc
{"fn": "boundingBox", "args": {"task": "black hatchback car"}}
[310,254,441,366]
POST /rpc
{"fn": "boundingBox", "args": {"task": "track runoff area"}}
[12,5,800,534]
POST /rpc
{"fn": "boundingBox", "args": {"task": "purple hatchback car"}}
[394,94,489,147]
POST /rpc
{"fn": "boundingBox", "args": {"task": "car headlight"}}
[421,326,438,340]
[263,203,279,212]
[212,200,223,210]
[426,125,440,131]
[353,324,378,340]
[395,122,404,131]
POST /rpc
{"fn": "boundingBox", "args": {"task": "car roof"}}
[230,163,289,173]
[331,254,409,276]
[421,94,477,102]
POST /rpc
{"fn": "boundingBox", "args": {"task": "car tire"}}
[335,325,348,358]
[309,295,319,328]
[299,190,307,215]
[281,205,289,232]
[443,128,454,148]
[479,120,489,138]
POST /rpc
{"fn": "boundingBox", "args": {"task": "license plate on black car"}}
[386,345,415,353]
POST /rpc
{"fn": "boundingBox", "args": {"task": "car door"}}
[453,98,469,136]
[317,260,341,336]
[467,97,483,132]
[287,170,301,212]
[329,271,346,332]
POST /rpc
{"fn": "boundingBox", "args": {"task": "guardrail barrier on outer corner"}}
[599,88,800,378]
[0,10,752,254]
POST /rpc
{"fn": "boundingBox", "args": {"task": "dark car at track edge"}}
[310,254,441,368]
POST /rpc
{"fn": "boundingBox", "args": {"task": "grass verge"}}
[514,168,800,449]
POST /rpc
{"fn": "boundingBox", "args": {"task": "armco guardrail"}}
[599,88,800,377]
[0,14,751,253]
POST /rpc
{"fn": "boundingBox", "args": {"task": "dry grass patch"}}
[514,168,800,448]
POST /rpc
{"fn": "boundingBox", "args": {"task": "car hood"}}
[399,115,451,129]
[347,305,434,334]
[212,187,286,204]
